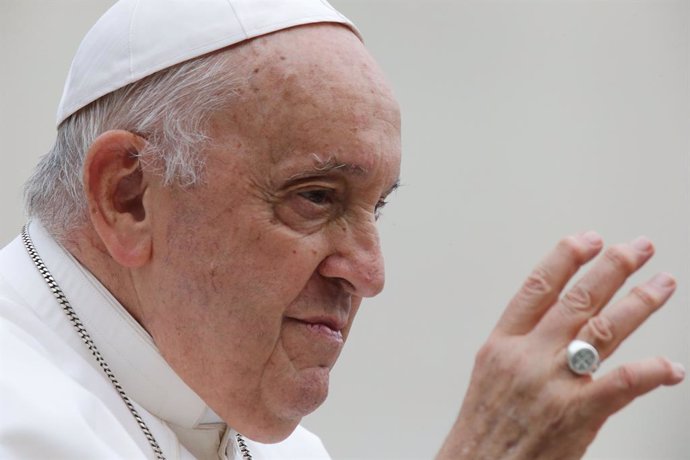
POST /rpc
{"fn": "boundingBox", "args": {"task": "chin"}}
[245,419,303,444]
[250,367,332,443]
[295,365,332,406]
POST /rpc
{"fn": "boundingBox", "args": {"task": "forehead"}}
[209,24,401,182]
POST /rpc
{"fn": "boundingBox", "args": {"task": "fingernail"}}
[651,272,676,289]
[581,231,602,246]
[630,236,652,252]
[672,362,686,379]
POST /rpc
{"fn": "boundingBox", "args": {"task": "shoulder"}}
[0,309,148,459]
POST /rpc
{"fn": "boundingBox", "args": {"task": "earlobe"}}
[83,130,153,268]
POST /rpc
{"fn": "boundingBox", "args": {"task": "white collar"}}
[2,221,216,429]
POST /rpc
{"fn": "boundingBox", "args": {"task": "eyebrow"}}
[285,154,400,196]
[384,179,401,197]
[285,155,367,182]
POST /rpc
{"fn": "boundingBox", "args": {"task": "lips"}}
[287,315,347,343]
[305,322,344,342]
[299,315,347,332]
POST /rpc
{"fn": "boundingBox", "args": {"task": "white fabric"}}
[0,221,331,459]
[56,0,359,125]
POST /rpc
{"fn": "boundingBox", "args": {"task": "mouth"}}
[288,315,347,344]
[305,322,343,342]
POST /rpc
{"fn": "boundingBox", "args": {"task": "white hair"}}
[24,50,242,241]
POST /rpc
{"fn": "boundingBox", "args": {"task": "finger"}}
[495,232,603,335]
[576,273,676,360]
[584,357,685,419]
[536,236,654,342]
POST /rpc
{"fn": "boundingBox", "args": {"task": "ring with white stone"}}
[567,340,600,375]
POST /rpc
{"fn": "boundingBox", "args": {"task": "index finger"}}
[494,232,603,336]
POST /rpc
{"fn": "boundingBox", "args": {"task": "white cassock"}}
[0,221,331,459]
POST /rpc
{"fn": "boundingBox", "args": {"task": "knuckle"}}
[475,340,499,367]
[557,236,587,263]
[657,356,675,377]
[475,338,521,377]
[614,365,638,392]
[630,286,661,311]
[603,245,637,274]
[561,285,593,314]
[587,315,614,343]
[522,267,553,297]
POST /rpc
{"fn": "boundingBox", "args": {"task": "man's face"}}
[134,25,401,441]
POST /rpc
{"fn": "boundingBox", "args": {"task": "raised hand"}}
[437,232,685,460]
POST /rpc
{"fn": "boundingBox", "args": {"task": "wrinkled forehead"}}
[205,24,401,185]
[207,25,400,167]
[234,25,396,106]
[223,24,400,135]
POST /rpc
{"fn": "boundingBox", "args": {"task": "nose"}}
[317,221,385,298]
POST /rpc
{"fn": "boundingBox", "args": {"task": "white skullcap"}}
[56,0,359,126]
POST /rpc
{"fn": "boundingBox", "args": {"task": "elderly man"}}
[0,0,684,459]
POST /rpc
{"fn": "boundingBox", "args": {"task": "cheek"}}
[142,225,333,412]
[166,195,323,295]
[151,215,330,350]
[217,231,324,302]
[148,182,334,357]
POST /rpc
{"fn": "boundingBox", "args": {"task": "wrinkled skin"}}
[74,22,683,457]
[78,24,400,442]
[139,26,402,441]
[437,233,684,459]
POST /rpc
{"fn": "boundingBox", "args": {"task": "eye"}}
[299,189,333,206]
[287,187,340,221]
[374,198,388,220]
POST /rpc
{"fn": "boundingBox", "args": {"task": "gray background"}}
[1,1,688,459]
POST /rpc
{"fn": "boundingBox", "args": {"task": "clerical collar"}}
[7,221,213,429]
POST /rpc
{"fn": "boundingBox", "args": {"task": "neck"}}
[61,225,148,331]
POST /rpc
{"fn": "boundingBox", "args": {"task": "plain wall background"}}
[1,1,687,459]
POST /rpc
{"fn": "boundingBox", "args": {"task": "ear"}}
[83,130,153,268]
